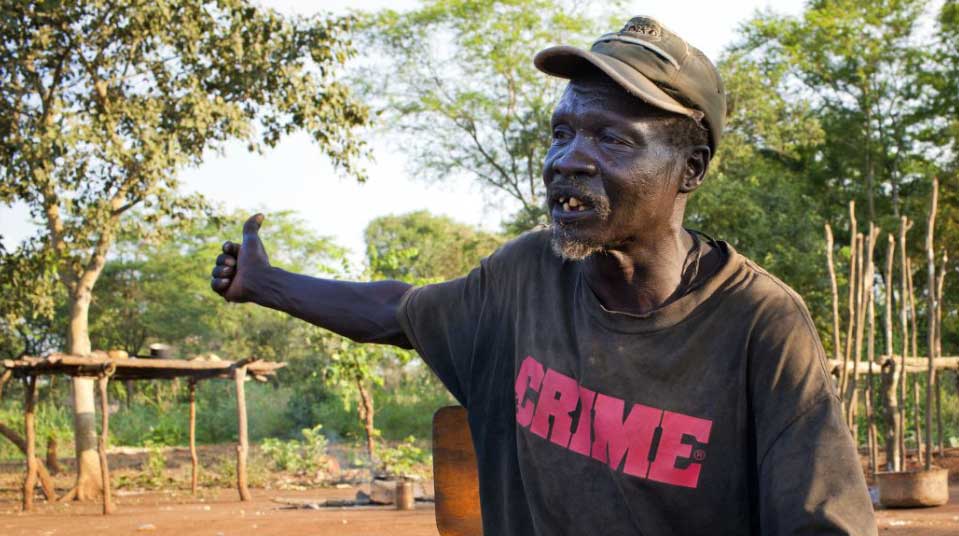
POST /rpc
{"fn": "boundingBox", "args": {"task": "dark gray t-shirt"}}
[398,229,876,535]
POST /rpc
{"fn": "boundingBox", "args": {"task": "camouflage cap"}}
[534,16,725,151]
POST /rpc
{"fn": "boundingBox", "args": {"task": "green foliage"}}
[353,0,621,228]
[378,435,432,480]
[0,0,369,360]
[0,391,73,460]
[260,424,330,475]
[364,211,503,283]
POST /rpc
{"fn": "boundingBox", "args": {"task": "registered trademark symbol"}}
[692,449,706,462]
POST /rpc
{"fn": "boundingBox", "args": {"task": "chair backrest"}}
[432,406,483,536]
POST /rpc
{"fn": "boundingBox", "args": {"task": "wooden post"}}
[841,202,858,403]
[935,251,947,456]
[863,225,880,477]
[23,376,37,512]
[189,380,199,495]
[234,366,251,502]
[883,233,901,472]
[825,224,843,373]
[898,217,911,469]
[924,177,938,471]
[847,233,865,433]
[907,258,923,467]
[97,377,114,514]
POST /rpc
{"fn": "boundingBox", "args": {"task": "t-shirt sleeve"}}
[747,277,876,535]
[396,256,499,407]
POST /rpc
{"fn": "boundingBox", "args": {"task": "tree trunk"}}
[67,290,103,501]
[356,381,376,470]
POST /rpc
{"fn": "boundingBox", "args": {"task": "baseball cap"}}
[534,16,726,151]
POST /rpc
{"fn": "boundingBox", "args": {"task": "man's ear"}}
[678,145,711,193]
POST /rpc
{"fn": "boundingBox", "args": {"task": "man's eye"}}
[552,128,572,141]
[601,134,628,145]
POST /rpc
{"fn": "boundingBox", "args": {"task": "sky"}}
[0,0,807,262]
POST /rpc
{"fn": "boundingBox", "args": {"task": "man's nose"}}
[550,136,599,179]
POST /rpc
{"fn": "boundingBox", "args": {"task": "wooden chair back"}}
[432,406,483,536]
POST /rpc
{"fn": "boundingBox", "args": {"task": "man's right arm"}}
[210,214,413,348]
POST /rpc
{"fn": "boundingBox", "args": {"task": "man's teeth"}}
[559,196,587,212]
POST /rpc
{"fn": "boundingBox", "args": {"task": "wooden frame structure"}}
[4,353,284,514]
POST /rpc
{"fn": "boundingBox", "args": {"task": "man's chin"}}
[549,223,603,261]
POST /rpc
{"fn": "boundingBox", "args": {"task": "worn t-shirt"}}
[397,229,876,535]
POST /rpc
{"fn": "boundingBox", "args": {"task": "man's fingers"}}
[215,253,236,267]
[211,277,231,293]
[212,265,233,278]
[222,241,239,256]
[242,213,265,238]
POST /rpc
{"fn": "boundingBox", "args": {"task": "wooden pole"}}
[97,377,114,514]
[234,366,251,502]
[189,380,199,495]
[898,217,910,469]
[23,376,37,512]
[907,258,923,467]
[825,224,843,372]
[935,251,947,456]
[0,422,57,500]
[883,234,901,471]
[842,202,858,403]
[863,225,880,477]
[847,233,866,432]
[924,177,938,471]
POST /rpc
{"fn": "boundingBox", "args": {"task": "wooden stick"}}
[847,233,866,431]
[907,257,923,467]
[864,224,880,477]
[97,377,114,514]
[0,368,12,400]
[831,358,959,375]
[924,177,938,470]
[23,376,37,512]
[898,217,911,469]
[0,422,57,500]
[842,203,858,402]
[883,234,900,471]
[935,250,947,456]
[825,224,843,369]
[189,381,199,495]
[234,366,251,502]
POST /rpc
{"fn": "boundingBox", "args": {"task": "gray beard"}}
[549,223,603,261]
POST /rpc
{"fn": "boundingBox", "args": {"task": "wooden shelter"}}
[4,353,285,514]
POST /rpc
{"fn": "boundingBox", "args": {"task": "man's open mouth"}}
[551,195,597,223]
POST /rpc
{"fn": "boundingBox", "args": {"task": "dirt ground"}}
[0,487,439,536]
[2,446,959,535]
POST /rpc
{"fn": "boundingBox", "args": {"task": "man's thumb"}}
[242,213,265,239]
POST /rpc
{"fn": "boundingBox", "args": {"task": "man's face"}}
[542,78,697,260]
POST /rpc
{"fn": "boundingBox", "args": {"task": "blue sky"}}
[1,0,805,261]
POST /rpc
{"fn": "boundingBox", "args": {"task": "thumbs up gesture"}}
[211,213,272,303]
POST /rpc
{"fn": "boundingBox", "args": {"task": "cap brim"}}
[534,45,703,122]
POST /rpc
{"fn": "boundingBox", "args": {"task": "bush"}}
[260,424,331,476]
[378,435,432,480]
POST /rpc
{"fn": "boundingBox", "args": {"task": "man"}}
[211,16,876,535]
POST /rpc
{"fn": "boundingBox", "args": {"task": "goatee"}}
[550,223,603,261]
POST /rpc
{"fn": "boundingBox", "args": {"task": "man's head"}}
[533,16,725,260]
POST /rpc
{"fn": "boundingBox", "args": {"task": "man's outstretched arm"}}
[210,214,413,348]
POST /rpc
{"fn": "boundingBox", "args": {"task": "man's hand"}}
[211,213,272,303]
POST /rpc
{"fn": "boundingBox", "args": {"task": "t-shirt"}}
[397,228,876,535]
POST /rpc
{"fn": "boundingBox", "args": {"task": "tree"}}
[687,49,832,331]
[354,0,619,230]
[0,0,368,499]
[0,240,62,358]
[736,0,932,225]
[364,210,503,282]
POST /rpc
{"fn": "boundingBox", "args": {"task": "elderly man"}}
[211,16,876,535]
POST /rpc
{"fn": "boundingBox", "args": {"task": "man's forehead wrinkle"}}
[554,83,673,129]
